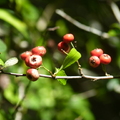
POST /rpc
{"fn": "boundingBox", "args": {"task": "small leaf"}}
[61,48,81,69]
[5,57,18,67]
[55,68,67,85]
[0,40,7,52]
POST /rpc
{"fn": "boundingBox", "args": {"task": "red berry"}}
[26,68,39,81]
[57,41,70,53]
[90,48,103,57]
[99,54,111,64]
[63,33,74,43]
[20,51,32,60]
[89,56,100,68]
[25,55,42,68]
[32,46,46,56]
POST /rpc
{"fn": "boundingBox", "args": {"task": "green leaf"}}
[4,83,19,104]
[0,59,4,66]
[0,9,28,38]
[0,59,5,70]
[55,68,67,85]
[111,23,120,29]
[4,57,18,68]
[0,40,7,52]
[108,29,120,36]
[61,48,81,69]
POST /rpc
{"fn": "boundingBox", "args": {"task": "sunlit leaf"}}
[55,68,67,85]
[4,57,18,67]
[0,40,7,52]
[61,48,81,69]
[0,9,28,38]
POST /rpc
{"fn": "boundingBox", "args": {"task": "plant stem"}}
[101,64,109,76]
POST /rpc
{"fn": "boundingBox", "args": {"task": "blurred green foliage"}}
[1,0,120,120]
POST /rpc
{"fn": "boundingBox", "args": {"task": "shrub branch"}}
[56,9,109,39]
[0,70,118,81]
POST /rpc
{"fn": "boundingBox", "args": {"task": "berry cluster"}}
[57,33,74,53]
[89,48,111,68]
[20,46,46,81]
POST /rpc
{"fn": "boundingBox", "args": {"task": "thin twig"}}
[47,26,60,31]
[0,70,118,81]
[56,9,109,39]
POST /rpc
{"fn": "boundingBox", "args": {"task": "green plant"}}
[1,1,120,119]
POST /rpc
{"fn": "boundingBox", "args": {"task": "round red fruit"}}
[58,41,70,53]
[99,54,111,64]
[32,46,46,56]
[89,56,100,68]
[25,55,42,68]
[63,33,74,43]
[20,51,32,60]
[26,68,39,81]
[90,48,103,57]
